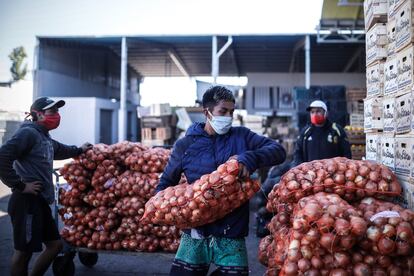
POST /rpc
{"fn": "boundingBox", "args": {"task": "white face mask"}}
[207,111,233,135]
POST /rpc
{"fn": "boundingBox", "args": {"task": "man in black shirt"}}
[0,97,92,276]
[293,100,351,165]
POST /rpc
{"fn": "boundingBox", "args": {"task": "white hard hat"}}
[306,100,327,112]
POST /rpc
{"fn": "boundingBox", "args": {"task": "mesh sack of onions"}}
[124,147,170,173]
[77,143,110,170]
[113,196,146,217]
[108,141,148,164]
[81,206,120,232]
[60,160,92,191]
[58,183,87,207]
[353,197,414,257]
[113,171,159,200]
[267,157,401,212]
[259,235,273,266]
[82,186,118,207]
[265,193,369,275]
[141,159,260,228]
[91,160,123,192]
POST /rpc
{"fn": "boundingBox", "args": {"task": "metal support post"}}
[118,37,127,142]
[305,35,311,89]
[211,35,233,84]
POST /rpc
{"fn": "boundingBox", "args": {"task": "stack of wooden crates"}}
[140,104,175,147]
[346,88,366,159]
[364,0,414,208]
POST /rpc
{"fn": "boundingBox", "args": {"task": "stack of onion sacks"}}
[141,159,260,229]
[59,141,181,253]
[267,157,401,212]
[267,193,370,275]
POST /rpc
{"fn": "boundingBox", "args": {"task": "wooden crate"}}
[366,61,385,98]
[141,115,173,128]
[349,113,365,128]
[366,23,388,66]
[351,144,366,160]
[364,97,384,131]
[395,134,414,178]
[366,133,381,162]
[383,97,397,133]
[364,0,388,31]
[395,0,414,52]
[397,45,414,95]
[346,88,366,101]
[345,126,365,144]
[380,133,396,170]
[347,101,364,114]
[384,56,398,96]
[396,91,413,134]
[141,127,172,140]
[387,20,397,56]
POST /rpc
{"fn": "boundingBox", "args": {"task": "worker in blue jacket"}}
[156,86,286,276]
[293,100,351,165]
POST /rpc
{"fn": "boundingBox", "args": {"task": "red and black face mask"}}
[34,111,61,130]
[310,113,326,125]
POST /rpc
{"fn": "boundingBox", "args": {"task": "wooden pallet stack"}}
[139,104,175,147]
[364,0,414,207]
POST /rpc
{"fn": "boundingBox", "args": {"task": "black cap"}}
[30,97,65,111]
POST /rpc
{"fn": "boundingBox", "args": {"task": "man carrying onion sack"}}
[0,97,92,276]
[293,100,351,165]
[156,86,286,276]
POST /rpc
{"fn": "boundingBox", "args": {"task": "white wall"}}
[0,80,33,116]
[49,97,97,146]
[35,70,139,105]
[50,97,138,146]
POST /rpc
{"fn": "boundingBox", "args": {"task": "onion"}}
[377,236,395,255]
[303,203,323,221]
[300,245,313,259]
[305,228,320,242]
[334,219,350,236]
[350,216,367,236]
[396,240,411,255]
[367,226,381,242]
[334,252,350,268]
[330,269,348,276]
[320,233,337,252]
[283,261,298,275]
[298,258,311,272]
[397,223,413,241]
[311,256,323,269]
[317,216,335,233]
[353,262,371,276]
[388,265,402,276]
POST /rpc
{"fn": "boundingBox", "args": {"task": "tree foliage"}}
[9,46,27,82]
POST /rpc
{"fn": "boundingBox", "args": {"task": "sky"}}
[0,0,324,106]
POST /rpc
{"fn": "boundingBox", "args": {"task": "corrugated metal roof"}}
[38,34,365,77]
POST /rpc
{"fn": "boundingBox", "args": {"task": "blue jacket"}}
[156,122,286,238]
